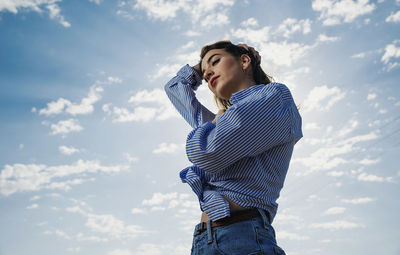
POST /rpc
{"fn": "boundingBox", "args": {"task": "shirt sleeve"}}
[185,84,300,174]
[164,64,216,129]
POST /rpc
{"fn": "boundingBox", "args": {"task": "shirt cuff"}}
[177,64,202,90]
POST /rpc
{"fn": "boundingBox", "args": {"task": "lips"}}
[210,76,219,87]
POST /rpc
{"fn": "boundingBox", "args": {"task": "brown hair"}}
[200,40,273,110]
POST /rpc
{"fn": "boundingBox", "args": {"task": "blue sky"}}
[1,0,400,254]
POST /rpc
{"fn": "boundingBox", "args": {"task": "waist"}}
[195,208,272,236]
[201,195,246,222]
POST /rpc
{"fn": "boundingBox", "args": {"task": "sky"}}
[0,0,399,254]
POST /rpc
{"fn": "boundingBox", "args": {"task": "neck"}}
[233,79,257,95]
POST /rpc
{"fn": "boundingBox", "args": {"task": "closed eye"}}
[203,58,221,82]
[212,59,220,65]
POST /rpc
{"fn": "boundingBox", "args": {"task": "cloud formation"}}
[381,39,400,71]
[0,0,70,27]
[152,143,183,154]
[312,0,376,26]
[386,10,400,23]
[311,220,364,230]
[134,0,234,28]
[39,86,103,116]
[302,85,346,112]
[103,88,179,123]
[0,160,129,196]
[50,119,83,135]
[59,145,80,155]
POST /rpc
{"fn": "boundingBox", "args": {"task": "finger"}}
[238,43,249,51]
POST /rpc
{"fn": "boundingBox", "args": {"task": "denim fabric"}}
[191,214,286,255]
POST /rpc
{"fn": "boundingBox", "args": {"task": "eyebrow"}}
[202,53,221,80]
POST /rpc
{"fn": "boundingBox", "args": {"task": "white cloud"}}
[39,98,71,116]
[109,250,133,255]
[134,0,187,21]
[200,11,229,27]
[59,145,79,155]
[131,208,146,214]
[352,52,366,58]
[142,192,178,206]
[107,76,122,84]
[134,0,234,29]
[149,64,182,81]
[27,203,39,209]
[30,195,40,201]
[67,206,148,240]
[327,170,345,177]
[124,153,139,164]
[39,86,103,116]
[275,18,312,38]
[337,119,358,137]
[86,214,146,239]
[357,172,391,182]
[341,197,375,204]
[276,231,310,240]
[386,10,400,23]
[381,40,400,71]
[359,158,380,165]
[50,119,83,135]
[46,3,70,27]
[322,206,346,215]
[258,41,314,67]
[367,93,377,100]
[136,192,198,219]
[303,85,346,112]
[0,160,128,196]
[312,0,376,26]
[0,0,70,27]
[103,88,179,123]
[240,17,258,27]
[180,41,195,50]
[152,143,183,154]
[318,34,340,42]
[311,220,364,230]
[293,131,378,175]
[230,26,271,46]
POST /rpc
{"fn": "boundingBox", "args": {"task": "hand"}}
[212,109,226,124]
[192,62,202,78]
[237,43,261,64]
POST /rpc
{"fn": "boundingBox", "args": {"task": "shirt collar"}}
[229,84,265,104]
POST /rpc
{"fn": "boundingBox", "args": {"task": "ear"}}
[240,54,252,71]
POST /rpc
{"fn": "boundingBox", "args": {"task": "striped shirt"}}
[165,64,303,222]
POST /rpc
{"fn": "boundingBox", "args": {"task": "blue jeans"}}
[190,209,286,255]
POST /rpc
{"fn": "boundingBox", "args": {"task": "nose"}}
[204,69,214,82]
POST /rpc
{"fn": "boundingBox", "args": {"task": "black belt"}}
[195,208,270,234]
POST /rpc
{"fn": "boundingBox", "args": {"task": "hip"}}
[191,213,285,255]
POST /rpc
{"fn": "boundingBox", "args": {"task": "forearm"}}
[164,65,215,128]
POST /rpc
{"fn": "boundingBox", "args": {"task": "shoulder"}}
[246,83,288,103]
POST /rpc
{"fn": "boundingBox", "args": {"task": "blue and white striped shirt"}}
[165,64,302,222]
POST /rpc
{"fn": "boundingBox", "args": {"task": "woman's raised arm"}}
[164,64,216,129]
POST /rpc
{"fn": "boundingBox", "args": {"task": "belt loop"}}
[257,208,269,230]
[206,220,213,244]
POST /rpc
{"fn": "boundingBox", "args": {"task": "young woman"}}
[165,40,302,255]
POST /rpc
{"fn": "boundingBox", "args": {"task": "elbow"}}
[164,82,172,94]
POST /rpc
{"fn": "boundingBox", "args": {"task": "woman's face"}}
[201,49,246,100]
